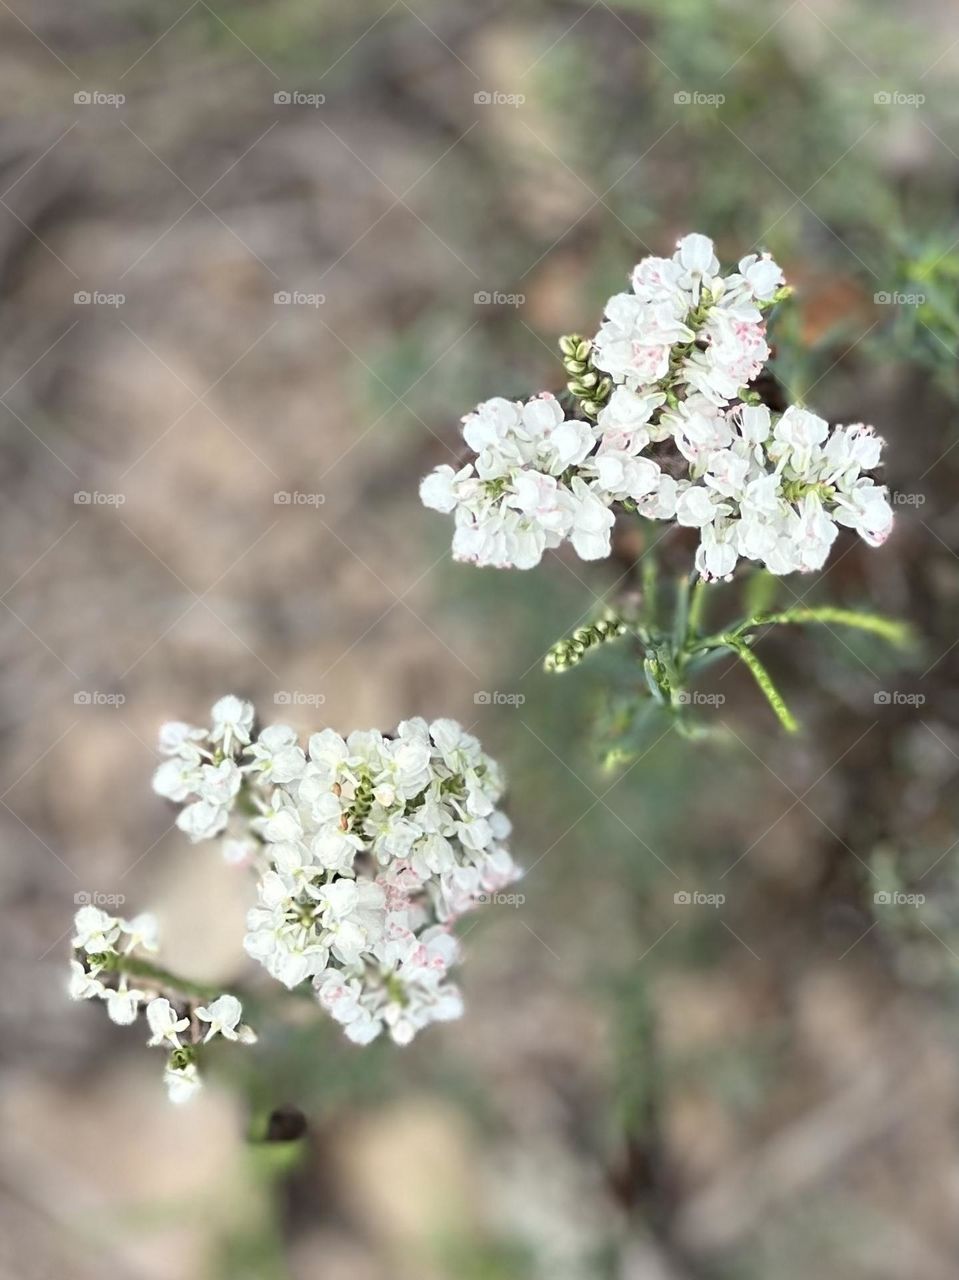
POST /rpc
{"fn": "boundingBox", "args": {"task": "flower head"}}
[421,234,891,582]
[195,993,256,1044]
[164,1059,202,1104]
[105,980,145,1026]
[68,959,105,1001]
[72,905,121,954]
[146,997,189,1047]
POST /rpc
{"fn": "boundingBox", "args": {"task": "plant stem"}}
[672,574,690,649]
[686,577,709,640]
[734,605,913,647]
[725,637,799,733]
[109,953,220,1001]
[641,550,659,631]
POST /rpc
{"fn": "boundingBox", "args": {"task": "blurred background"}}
[2,0,958,1276]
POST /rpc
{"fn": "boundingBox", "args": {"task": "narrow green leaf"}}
[726,638,799,733]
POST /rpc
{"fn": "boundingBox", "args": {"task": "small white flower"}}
[677,232,718,277]
[157,721,206,756]
[420,464,468,513]
[209,695,255,753]
[771,405,829,467]
[245,724,306,784]
[72,905,121,954]
[105,980,145,1026]
[68,959,105,1001]
[737,252,784,301]
[120,912,159,953]
[152,757,202,802]
[146,997,190,1047]
[164,1060,202,1104]
[221,836,258,865]
[176,799,230,842]
[195,993,256,1044]
[567,478,615,561]
[676,486,725,528]
[196,759,242,807]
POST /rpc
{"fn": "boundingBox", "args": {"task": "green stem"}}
[734,606,912,648]
[641,549,659,632]
[106,952,220,1001]
[672,575,690,649]
[725,638,799,733]
[686,577,710,640]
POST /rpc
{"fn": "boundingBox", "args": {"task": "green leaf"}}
[725,638,799,733]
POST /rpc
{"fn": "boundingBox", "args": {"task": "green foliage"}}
[550,572,913,751]
[544,608,629,671]
[435,1237,537,1280]
[559,333,613,418]
[871,233,959,396]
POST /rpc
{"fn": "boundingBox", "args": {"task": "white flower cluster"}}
[69,904,255,1103]
[420,233,893,580]
[420,393,615,569]
[152,694,254,846]
[153,697,520,1046]
[592,232,781,404]
[670,402,893,580]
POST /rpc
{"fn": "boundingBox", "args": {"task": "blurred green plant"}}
[869,234,959,396]
[546,553,913,743]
